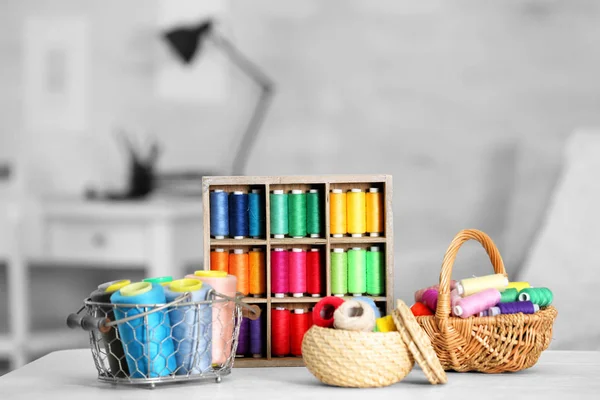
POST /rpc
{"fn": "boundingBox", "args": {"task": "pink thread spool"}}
[289,248,307,297]
[271,248,289,298]
[421,289,438,312]
[453,288,501,318]
[414,280,458,303]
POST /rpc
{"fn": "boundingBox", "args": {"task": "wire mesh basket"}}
[67,289,259,387]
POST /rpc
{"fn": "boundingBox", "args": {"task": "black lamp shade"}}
[163,20,213,64]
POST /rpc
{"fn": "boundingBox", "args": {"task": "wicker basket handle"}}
[435,229,507,319]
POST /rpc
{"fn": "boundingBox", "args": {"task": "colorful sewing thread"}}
[330,189,346,237]
[312,296,345,328]
[518,288,553,307]
[414,280,458,303]
[500,288,519,303]
[421,289,438,312]
[210,248,229,273]
[271,248,289,297]
[490,301,539,315]
[288,189,307,238]
[453,288,501,318]
[330,248,348,296]
[306,189,321,238]
[229,249,249,296]
[236,317,250,357]
[210,190,229,239]
[366,246,385,295]
[306,248,322,297]
[249,248,266,297]
[271,307,290,357]
[142,276,173,286]
[366,187,383,237]
[456,273,508,297]
[249,311,263,358]
[410,302,433,316]
[333,300,376,332]
[507,281,530,292]
[229,191,249,239]
[290,309,310,357]
[248,189,265,238]
[270,190,288,238]
[376,315,397,332]
[348,247,367,295]
[347,189,366,237]
[289,248,307,297]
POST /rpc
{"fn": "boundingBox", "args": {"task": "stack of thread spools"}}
[271,307,314,357]
[329,246,384,297]
[210,189,265,239]
[310,296,394,333]
[330,187,383,237]
[234,307,265,358]
[410,274,554,318]
[271,247,323,298]
[270,188,323,238]
[210,247,266,298]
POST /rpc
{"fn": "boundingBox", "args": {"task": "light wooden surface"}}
[1,350,598,399]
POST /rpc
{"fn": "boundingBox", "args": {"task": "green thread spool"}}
[518,287,553,307]
[500,288,518,303]
[306,189,321,238]
[270,190,288,238]
[288,189,307,238]
[347,247,367,296]
[366,246,385,295]
[330,248,347,296]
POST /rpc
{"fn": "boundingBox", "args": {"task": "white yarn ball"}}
[333,300,376,332]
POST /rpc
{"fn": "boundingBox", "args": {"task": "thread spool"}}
[490,301,539,316]
[288,189,307,238]
[290,309,309,357]
[500,288,519,303]
[366,246,384,295]
[507,281,531,292]
[450,288,461,308]
[376,315,397,332]
[410,302,434,316]
[329,189,346,237]
[249,311,263,358]
[249,248,266,297]
[229,191,249,239]
[414,280,458,303]
[347,189,366,237]
[366,188,383,237]
[271,307,290,357]
[271,248,289,298]
[312,296,345,328]
[352,296,381,319]
[453,288,502,319]
[236,317,250,357]
[330,248,348,296]
[164,279,213,374]
[306,189,321,238]
[289,248,307,297]
[518,288,553,307]
[333,300,376,332]
[348,247,367,296]
[270,190,288,238]
[110,282,177,378]
[143,276,173,286]
[421,289,438,312]
[210,190,229,239]
[306,248,322,297]
[456,274,508,297]
[248,189,265,238]
[229,249,249,296]
[97,279,130,291]
[210,248,229,273]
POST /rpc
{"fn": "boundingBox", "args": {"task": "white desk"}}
[1,350,598,399]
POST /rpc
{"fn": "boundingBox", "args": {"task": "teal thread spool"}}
[288,189,307,238]
[330,248,347,296]
[348,247,367,296]
[270,190,288,238]
[366,246,385,295]
[500,288,519,303]
[249,189,265,238]
[518,287,553,307]
[306,189,321,238]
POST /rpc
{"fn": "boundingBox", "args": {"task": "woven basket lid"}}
[392,299,447,384]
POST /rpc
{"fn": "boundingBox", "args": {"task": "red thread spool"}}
[289,248,307,297]
[312,296,345,328]
[410,302,434,316]
[307,308,314,329]
[306,248,322,297]
[271,248,289,297]
[290,309,309,357]
[210,248,229,272]
[271,307,290,357]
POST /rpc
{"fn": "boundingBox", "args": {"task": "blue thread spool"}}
[229,191,249,239]
[210,190,229,239]
[110,282,177,378]
[164,279,213,375]
[248,189,265,238]
[352,296,381,319]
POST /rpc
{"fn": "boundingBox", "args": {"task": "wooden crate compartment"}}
[268,183,327,239]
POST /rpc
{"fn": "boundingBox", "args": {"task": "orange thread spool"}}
[330,189,346,237]
[229,249,249,295]
[249,248,266,297]
[210,248,229,272]
[366,188,383,237]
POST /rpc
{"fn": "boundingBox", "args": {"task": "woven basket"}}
[302,325,414,388]
[416,229,558,373]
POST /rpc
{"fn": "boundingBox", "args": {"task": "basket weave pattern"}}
[416,229,557,373]
[302,326,414,388]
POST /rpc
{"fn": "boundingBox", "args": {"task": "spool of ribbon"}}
[333,300,376,332]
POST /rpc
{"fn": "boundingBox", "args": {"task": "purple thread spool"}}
[421,289,438,312]
[414,280,458,303]
[249,314,263,358]
[491,301,539,316]
[236,317,250,356]
[271,248,289,297]
[453,288,501,318]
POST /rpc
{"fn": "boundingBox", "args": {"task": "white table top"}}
[1,350,598,400]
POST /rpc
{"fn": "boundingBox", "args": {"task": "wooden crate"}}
[202,175,394,367]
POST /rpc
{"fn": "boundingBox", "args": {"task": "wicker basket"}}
[416,229,558,373]
[302,325,414,388]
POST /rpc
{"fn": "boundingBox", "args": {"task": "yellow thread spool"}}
[366,188,383,237]
[249,247,266,297]
[376,315,397,332]
[507,281,530,292]
[330,189,346,237]
[347,189,366,237]
[456,273,508,297]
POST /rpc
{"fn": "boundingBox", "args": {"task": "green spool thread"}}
[270,191,288,237]
[348,248,367,295]
[518,287,553,307]
[306,189,321,237]
[330,249,347,295]
[366,247,385,295]
[288,190,307,237]
[500,288,518,303]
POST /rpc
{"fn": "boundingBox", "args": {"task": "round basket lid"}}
[392,299,447,385]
